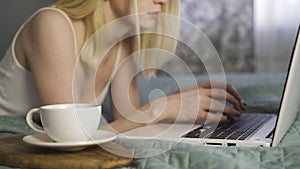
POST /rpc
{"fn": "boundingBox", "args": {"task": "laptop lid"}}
[272,25,300,146]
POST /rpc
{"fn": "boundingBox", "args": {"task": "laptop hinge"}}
[266,128,275,139]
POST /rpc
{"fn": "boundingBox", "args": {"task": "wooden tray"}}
[0,135,132,169]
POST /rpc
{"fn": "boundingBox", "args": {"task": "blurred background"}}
[173,0,300,74]
[0,0,299,74]
[0,0,55,58]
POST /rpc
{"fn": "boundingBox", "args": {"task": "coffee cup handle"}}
[26,108,45,134]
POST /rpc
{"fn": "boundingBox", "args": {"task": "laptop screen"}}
[272,25,300,146]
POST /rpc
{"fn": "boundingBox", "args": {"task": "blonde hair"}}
[51,0,180,79]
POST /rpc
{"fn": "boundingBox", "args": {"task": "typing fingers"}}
[197,110,228,121]
[203,89,243,112]
[199,81,245,107]
[205,98,241,118]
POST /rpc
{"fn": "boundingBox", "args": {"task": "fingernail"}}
[241,100,247,106]
[223,116,228,121]
[235,105,242,112]
[235,111,241,117]
[237,95,242,100]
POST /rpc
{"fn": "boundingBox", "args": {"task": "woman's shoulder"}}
[29,7,73,32]
[22,7,77,59]
[23,7,76,48]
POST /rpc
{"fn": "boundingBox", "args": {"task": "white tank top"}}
[0,7,120,117]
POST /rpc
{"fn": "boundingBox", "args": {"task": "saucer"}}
[22,130,117,151]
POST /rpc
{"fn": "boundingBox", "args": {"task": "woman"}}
[0,0,245,133]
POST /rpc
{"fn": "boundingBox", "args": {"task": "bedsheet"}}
[1,73,300,169]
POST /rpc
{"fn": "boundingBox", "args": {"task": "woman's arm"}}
[109,56,140,120]
[104,58,244,133]
[23,10,149,134]
[25,10,77,105]
[102,83,244,133]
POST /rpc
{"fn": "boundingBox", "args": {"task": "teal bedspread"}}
[1,73,300,169]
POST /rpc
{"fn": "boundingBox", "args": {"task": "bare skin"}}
[14,0,245,133]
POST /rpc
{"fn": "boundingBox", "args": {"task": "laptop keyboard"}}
[182,113,273,140]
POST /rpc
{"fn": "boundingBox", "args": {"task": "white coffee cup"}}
[26,103,101,142]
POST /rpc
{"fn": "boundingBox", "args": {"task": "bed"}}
[1,73,300,169]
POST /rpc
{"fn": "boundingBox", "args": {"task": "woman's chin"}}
[140,21,156,31]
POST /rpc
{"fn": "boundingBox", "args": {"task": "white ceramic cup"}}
[26,103,101,142]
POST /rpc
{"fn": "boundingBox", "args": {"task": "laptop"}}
[122,25,300,147]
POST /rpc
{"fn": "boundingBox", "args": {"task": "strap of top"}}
[96,42,123,104]
[113,42,123,77]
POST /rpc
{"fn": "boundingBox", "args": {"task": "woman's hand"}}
[144,81,246,124]
[176,81,246,112]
